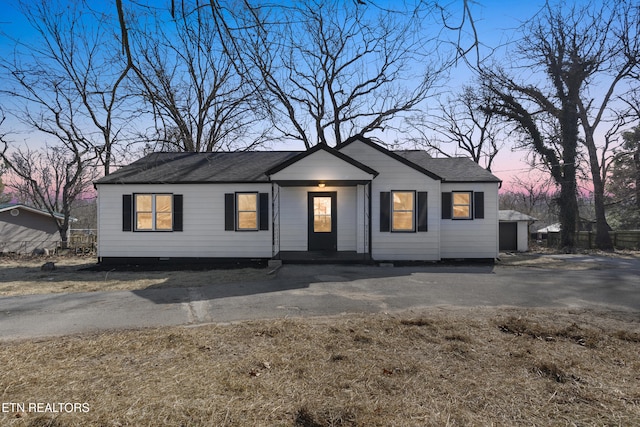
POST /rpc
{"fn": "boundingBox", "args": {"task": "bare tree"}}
[209,0,451,148]
[0,0,134,176]
[479,2,640,250]
[407,85,502,171]
[0,142,98,246]
[606,125,640,229]
[502,174,556,217]
[570,1,640,249]
[0,1,110,242]
[126,1,265,152]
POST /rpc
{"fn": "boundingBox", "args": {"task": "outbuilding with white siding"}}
[94,137,501,264]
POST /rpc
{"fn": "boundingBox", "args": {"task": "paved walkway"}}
[1,256,639,340]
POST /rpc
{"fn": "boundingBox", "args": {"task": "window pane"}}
[314,197,331,216]
[136,194,152,212]
[137,212,153,230]
[393,211,413,230]
[453,205,470,218]
[313,197,332,232]
[393,192,413,210]
[453,192,471,219]
[156,213,173,230]
[156,195,172,212]
[453,193,470,205]
[314,215,331,232]
[237,193,257,211]
[238,212,257,229]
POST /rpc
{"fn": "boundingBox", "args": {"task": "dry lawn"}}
[0,256,272,297]
[1,308,639,426]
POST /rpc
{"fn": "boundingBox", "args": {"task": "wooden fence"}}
[69,229,97,254]
[547,230,640,249]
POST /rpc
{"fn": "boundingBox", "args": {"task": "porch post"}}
[271,182,281,258]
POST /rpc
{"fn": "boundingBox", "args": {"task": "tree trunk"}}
[557,101,580,251]
[634,149,640,209]
[582,128,613,250]
[558,171,578,250]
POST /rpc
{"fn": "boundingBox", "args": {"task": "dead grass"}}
[0,307,639,426]
[0,256,272,297]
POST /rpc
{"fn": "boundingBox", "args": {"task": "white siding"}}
[270,149,374,181]
[339,140,441,261]
[517,221,530,252]
[440,182,500,259]
[97,183,273,258]
[278,186,359,252]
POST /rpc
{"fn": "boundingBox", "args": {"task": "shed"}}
[0,203,70,254]
[499,210,536,252]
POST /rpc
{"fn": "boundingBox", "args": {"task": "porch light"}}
[318,182,326,188]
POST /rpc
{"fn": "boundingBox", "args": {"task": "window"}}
[313,196,332,232]
[135,194,173,231]
[225,193,269,231]
[452,192,472,219]
[392,191,415,231]
[236,193,258,230]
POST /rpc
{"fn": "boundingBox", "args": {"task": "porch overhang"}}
[270,179,371,187]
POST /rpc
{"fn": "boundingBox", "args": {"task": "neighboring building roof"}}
[499,210,537,222]
[95,139,502,185]
[0,203,72,222]
[537,223,561,233]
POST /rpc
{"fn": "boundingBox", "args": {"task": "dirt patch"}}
[0,307,638,426]
[0,256,272,297]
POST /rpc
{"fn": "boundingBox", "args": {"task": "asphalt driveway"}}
[1,255,639,340]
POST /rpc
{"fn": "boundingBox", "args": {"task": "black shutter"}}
[173,195,183,231]
[441,192,452,219]
[259,193,269,230]
[474,192,485,219]
[122,194,133,231]
[224,193,235,230]
[417,192,428,232]
[380,192,390,232]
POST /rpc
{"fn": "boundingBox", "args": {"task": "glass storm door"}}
[308,192,337,252]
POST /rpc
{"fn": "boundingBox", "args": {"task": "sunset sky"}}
[0,1,580,191]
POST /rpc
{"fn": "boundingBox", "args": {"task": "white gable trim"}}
[268,146,376,182]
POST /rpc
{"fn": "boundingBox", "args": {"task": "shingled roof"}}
[96,145,500,185]
[95,151,299,184]
[395,151,501,183]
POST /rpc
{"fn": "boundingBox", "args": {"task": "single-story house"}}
[498,210,536,252]
[94,137,501,264]
[0,203,69,254]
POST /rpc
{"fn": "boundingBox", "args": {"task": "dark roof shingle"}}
[395,151,501,183]
[95,151,299,184]
[96,147,501,185]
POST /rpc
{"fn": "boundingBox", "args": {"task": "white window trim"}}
[236,192,259,231]
[134,193,173,231]
[452,191,472,220]
[391,190,416,232]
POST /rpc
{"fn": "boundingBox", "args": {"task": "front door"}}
[308,192,337,252]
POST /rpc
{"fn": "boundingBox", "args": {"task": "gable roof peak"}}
[265,142,378,177]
